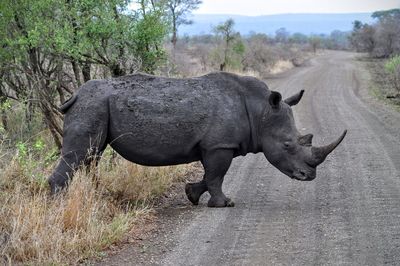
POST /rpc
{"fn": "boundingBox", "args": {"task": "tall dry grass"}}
[0,146,194,265]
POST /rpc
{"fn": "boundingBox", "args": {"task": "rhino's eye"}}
[283,141,292,149]
[283,141,296,153]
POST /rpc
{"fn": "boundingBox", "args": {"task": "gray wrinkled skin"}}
[49,72,346,207]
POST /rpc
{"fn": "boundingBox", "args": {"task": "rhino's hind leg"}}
[202,149,235,208]
[48,123,108,194]
[185,180,207,205]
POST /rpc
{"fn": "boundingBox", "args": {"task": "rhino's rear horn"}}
[311,130,347,166]
[284,90,304,106]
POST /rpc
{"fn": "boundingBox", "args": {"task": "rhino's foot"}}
[48,178,67,195]
[47,175,69,195]
[185,182,207,205]
[207,196,235,208]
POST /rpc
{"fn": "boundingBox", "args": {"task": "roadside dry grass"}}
[0,143,194,265]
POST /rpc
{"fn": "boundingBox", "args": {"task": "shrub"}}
[385,55,400,93]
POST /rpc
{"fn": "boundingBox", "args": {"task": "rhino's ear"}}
[284,90,304,106]
[269,91,282,109]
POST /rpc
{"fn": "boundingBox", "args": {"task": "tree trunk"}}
[1,109,7,132]
[56,86,66,105]
[172,30,177,48]
[41,103,62,150]
[171,13,177,48]
[71,60,82,87]
[82,61,91,82]
[110,63,126,77]
[56,61,66,104]
[25,89,34,128]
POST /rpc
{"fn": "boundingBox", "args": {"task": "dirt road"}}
[98,51,400,265]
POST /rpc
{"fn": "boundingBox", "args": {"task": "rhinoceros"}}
[49,72,346,207]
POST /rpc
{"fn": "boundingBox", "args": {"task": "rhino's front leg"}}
[202,149,235,207]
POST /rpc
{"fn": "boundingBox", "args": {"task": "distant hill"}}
[179,13,375,36]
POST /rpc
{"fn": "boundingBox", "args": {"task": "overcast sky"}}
[193,0,400,16]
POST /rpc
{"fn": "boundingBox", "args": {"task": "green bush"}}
[385,55,400,92]
[385,55,400,74]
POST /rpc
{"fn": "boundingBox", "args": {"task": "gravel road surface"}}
[97,51,400,266]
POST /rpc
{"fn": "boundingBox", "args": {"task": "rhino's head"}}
[260,90,347,181]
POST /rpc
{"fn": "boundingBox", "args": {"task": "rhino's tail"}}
[59,94,77,114]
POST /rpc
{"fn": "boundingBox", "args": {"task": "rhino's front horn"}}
[310,130,347,166]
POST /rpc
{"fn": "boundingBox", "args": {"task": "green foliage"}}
[214,19,234,34]
[14,135,58,182]
[385,55,400,92]
[0,0,57,60]
[290,33,308,44]
[0,0,169,79]
[33,138,45,152]
[233,40,245,55]
[372,9,400,20]
[385,55,400,74]
[0,100,11,111]
[352,20,363,31]
[58,0,168,73]
[16,142,28,161]
[309,36,321,53]
[132,5,169,72]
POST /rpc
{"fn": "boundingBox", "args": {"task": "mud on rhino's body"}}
[49,72,346,207]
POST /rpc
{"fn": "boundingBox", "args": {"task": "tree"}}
[350,10,400,57]
[275,27,289,44]
[0,0,70,148]
[309,36,321,53]
[242,33,277,75]
[58,0,168,76]
[133,0,170,72]
[373,13,400,57]
[372,9,400,20]
[328,30,351,50]
[0,0,169,148]
[349,22,376,53]
[289,33,309,44]
[350,20,366,52]
[353,20,363,30]
[213,18,244,71]
[166,0,202,47]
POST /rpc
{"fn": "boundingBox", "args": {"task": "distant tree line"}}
[273,27,351,51]
[350,9,400,57]
[169,18,353,79]
[172,21,352,77]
